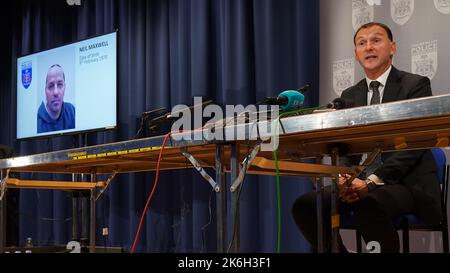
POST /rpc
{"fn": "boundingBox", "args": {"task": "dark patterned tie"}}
[363,81,383,178]
[369,81,381,105]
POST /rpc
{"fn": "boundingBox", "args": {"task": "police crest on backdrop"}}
[352,0,374,31]
[391,0,414,26]
[411,40,438,80]
[333,58,355,96]
[434,0,450,14]
[21,61,32,89]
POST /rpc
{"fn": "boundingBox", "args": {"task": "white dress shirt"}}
[362,66,392,186]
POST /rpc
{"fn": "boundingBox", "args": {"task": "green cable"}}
[272,105,327,253]
[273,125,281,253]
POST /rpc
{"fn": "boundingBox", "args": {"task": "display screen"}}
[16,31,117,139]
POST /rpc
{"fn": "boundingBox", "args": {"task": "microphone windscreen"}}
[264,97,280,105]
[331,97,354,109]
[278,90,305,111]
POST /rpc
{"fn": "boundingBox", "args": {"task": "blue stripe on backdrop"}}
[0,0,319,253]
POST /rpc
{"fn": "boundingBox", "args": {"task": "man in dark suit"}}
[292,22,442,253]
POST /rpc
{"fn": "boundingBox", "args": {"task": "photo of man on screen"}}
[37,64,75,133]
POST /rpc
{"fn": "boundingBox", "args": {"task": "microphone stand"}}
[135,107,167,139]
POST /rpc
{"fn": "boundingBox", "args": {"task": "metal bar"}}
[0,170,5,253]
[3,95,450,171]
[175,94,450,144]
[251,157,353,177]
[5,178,104,190]
[356,230,362,253]
[72,173,78,242]
[215,145,226,253]
[80,174,88,248]
[181,149,219,191]
[314,156,324,253]
[90,173,96,253]
[230,143,260,192]
[330,148,340,253]
[230,143,240,253]
[95,172,117,201]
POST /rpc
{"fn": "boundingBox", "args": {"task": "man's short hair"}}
[45,64,65,86]
[353,22,393,45]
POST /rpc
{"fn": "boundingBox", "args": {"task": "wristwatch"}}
[365,178,377,192]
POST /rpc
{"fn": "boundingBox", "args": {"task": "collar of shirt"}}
[365,65,392,105]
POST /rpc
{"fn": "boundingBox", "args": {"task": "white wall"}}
[320,0,450,253]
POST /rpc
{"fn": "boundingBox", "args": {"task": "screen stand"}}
[71,133,90,251]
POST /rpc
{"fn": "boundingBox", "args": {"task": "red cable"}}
[130,132,172,253]
[129,127,207,253]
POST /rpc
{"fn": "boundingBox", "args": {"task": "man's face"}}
[354,25,396,78]
[45,66,65,114]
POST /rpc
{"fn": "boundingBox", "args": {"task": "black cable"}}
[226,177,245,253]
[278,118,287,135]
[135,115,146,139]
[200,188,215,253]
[171,173,190,252]
[102,176,108,253]
[226,142,252,253]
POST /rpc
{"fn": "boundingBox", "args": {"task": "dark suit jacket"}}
[340,66,442,225]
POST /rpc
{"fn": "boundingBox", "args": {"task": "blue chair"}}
[341,148,449,253]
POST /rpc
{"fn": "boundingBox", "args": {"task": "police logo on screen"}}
[21,61,32,89]
[434,0,450,14]
[411,40,438,80]
[352,0,374,31]
[333,58,355,96]
[391,0,414,25]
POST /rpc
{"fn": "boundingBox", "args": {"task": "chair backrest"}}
[431,148,449,208]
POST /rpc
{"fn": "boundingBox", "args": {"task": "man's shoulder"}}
[341,78,365,97]
[62,102,75,120]
[37,101,48,120]
[390,67,429,84]
[62,102,76,129]
[37,101,45,112]
[63,102,75,114]
[64,102,75,109]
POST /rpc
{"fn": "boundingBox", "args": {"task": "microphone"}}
[327,97,354,110]
[297,84,310,94]
[141,107,167,117]
[264,90,305,112]
[166,99,213,119]
[149,99,214,124]
[136,107,168,138]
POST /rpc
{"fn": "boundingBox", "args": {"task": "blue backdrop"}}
[0,0,319,253]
